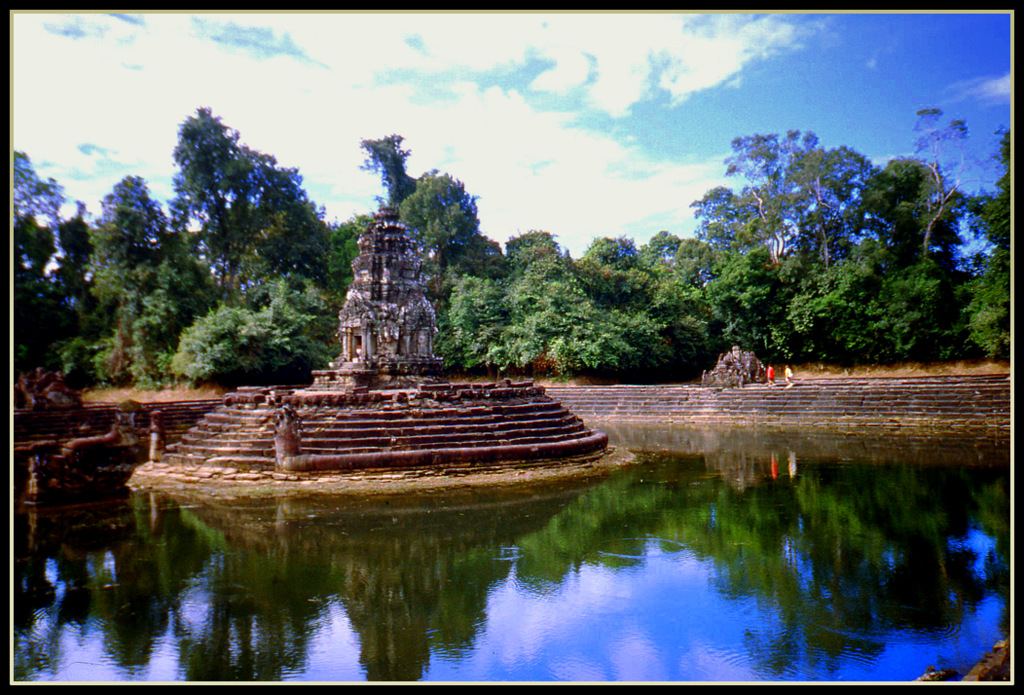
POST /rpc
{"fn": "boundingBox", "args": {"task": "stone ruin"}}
[163,206,608,474]
[14,368,83,411]
[15,402,143,506]
[701,345,768,388]
[313,206,443,391]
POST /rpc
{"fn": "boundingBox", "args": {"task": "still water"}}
[13,426,1010,683]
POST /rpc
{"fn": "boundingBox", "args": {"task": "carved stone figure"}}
[274,404,302,466]
[701,345,768,388]
[149,410,166,462]
[14,368,83,411]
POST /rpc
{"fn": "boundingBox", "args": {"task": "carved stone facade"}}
[312,207,443,390]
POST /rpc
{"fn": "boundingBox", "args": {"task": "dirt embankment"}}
[82,360,1010,404]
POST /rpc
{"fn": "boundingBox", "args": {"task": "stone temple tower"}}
[312,206,443,390]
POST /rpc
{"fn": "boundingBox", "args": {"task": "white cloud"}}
[948,73,1011,105]
[12,11,799,252]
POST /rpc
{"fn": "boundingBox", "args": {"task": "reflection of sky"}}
[418,524,1008,683]
[423,542,760,682]
[16,465,1008,683]
[298,603,364,682]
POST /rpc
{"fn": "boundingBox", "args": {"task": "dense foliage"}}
[13,108,1010,389]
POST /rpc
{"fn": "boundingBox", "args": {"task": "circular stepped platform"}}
[163,380,608,473]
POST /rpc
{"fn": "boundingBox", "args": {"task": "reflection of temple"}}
[165,488,591,681]
[314,207,442,390]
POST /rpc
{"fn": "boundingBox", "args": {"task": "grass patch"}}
[81,384,226,404]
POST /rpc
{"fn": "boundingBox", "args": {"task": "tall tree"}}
[721,131,815,263]
[789,145,876,268]
[913,108,972,257]
[172,107,329,298]
[14,151,64,226]
[360,134,417,207]
[696,132,875,270]
[863,158,963,272]
[399,171,505,304]
[91,176,215,385]
[965,129,1011,358]
[324,214,367,301]
[13,152,73,373]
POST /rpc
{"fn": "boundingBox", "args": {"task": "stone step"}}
[169,425,599,464]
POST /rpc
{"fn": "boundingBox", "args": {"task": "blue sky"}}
[11,11,1012,258]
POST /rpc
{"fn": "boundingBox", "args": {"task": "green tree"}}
[638,230,683,268]
[704,247,790,360]
[171,280,333,387]
[324,214,367,301]
[691,186,749,252]
[789,145,876,268]
[13,152,74,373]
[672,237,719,288]
[90,176,215,385]
[721,131,817,263]
[437,275,510,375]
[399,170,506,305]
[696,132,875,271]
[14,151,64,225]
[863,158,964,273]
[360,134,418,207]
[172,108,329,298]
[54,204,96,323]
[577,236,652,311]
[965,129,1011,358]
[505,230,568,275]
[785,240,889,364]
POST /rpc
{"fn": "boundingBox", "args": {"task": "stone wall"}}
[14,400,219,450]
[15,374,1010,456]
[546,374,1010,435]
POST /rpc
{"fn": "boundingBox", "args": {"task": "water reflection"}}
[13,428,1010,682]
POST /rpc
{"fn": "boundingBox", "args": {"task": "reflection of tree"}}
[511,453,1010,679]
[13,497,208,680]
[600,423,1010,472]
[13,484,589,682]
[226,490,587,681]
[13,451,1008,683]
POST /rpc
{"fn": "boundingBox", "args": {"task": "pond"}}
[13,425,1010,683]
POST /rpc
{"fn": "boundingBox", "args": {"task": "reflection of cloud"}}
[549,654,608,681]
[609,625,669,681]
[680,641,757,681]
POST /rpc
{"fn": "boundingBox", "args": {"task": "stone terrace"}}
[15,374,1010,460]
[546,374,1010,435]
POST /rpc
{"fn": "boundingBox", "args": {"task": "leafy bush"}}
[171,281,334,387]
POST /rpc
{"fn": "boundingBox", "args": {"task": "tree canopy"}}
[12,108,1010,389]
